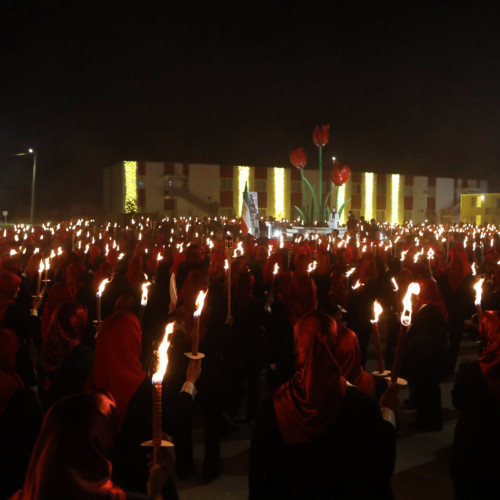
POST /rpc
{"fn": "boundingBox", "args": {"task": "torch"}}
[427,247,434,276]
[225,236,233,325]
[96,278,110,325]
[370,301,390,376]
[142,322,175,463]
[474,277,484,319]
[36,260,45,297]
[389,282,421,385]
[185,289,207,359]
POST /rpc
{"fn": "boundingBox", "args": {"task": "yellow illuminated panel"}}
[391,174,400,225]
[274,167,284,218]
[476,215,481,225]
[237,166,250,217]
[364,172,374,221]
[477,196,482,208]
[124,161,138,213]
[337,184,345,223]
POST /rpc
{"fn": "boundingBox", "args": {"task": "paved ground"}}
[174,339,478,500]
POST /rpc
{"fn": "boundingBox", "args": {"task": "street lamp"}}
[28,148,37,224]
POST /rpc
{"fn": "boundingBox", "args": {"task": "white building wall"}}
[412,176,428,223]
[143,162,164,214]
[435,177,455,214]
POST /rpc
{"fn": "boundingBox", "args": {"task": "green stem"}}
[318,146,323,223]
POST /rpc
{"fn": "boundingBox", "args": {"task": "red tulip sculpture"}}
[313,125,329,221]
[290,147,318,225]
[331,161,351,220]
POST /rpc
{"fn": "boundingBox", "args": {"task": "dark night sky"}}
[1,1,500,219]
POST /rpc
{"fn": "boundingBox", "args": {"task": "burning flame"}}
[401,282,421,327]
[345,268,355,278]
[97,278,110,297]
[370,300,383,324]
[141,282,151,306]
[224,259,229,270]
[474,277,484,307]
[273,263,279,275]
[194,289,208,318]
[152,323,174,384]
[427,248,434,260]
[352,280,362,290]
[401,250,408,262]
[391,277,399,291]
[39,260,45,273]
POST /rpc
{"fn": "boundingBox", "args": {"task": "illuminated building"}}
[103,161,488,224]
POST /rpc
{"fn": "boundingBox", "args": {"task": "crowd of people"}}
[0,215,499,499]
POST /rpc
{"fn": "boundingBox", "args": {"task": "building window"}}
[351,183,361,195]
[291,181,301,193]
[404,185,413,197]
[220,178,233,190]
[258,208,266,217]
[255,179,267,192]
[426,187,436,198]
[376,183,386,196]
[138,181,145,189]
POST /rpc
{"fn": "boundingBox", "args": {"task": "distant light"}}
[28,148,34,153]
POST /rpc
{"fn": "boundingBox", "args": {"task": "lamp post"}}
[29,148,36,224]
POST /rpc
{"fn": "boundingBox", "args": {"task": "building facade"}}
[461,193,500,225]
[103,161,488,224]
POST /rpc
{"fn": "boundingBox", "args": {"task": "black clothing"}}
[249,387,396,500]
[451,360,500,499]
[0,388,42,499]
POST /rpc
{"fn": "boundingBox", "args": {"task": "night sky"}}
[1,1,500,219]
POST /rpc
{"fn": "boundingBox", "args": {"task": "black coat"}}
[451,360,500,498]
[249,386,396,500]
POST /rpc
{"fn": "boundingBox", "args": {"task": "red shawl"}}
[414,277,449,321]
[478,311,500,403]
[0,272,21,323]
[335,325,375,398]
[274,311,347,444]
[447,256,467,292]
[176,268,210,345]
[40,282,76,340]
[40,303,88,392]
[11,391,126,500]
[125,255,144,290]
[88,311,146,428]
[0,328,24,415]
[287,254,317,327]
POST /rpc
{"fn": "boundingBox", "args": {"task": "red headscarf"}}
[40,282,76,340]
[447,256,467,292]
[0,272,21,323]
[328,269,348,310]
[11,391,126,500]
[65,262,87,292]
[478,311,500,403]
[40,303,88,393]
[274,311,347,444]
[0,328,24,415]
[88,244,101,266]
[414,278,448,321]
[89,311,146,428]
[24,254,42,282]
[287,254,317,326]
[176,269,210,345]
[234,272,255,314]
[335,325,376,398]
[125,255,144,290]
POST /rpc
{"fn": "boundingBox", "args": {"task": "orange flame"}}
[194,289,208,318]
[401,282,420,326]
[97,278,110,297]
[391,277,399,291]
[273,263,279,275]
[141,282,151,306]
[474,277,484,307]
[152,322,174,384]
[370,300,383,324]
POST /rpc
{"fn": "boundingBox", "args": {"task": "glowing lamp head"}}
[401,282,420,327]
[141,282,151,306]
[194,289,208,318]
[474,277,484,307]
[371,300,383,324]
[97,278,110,297]
[152,322,174,384]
